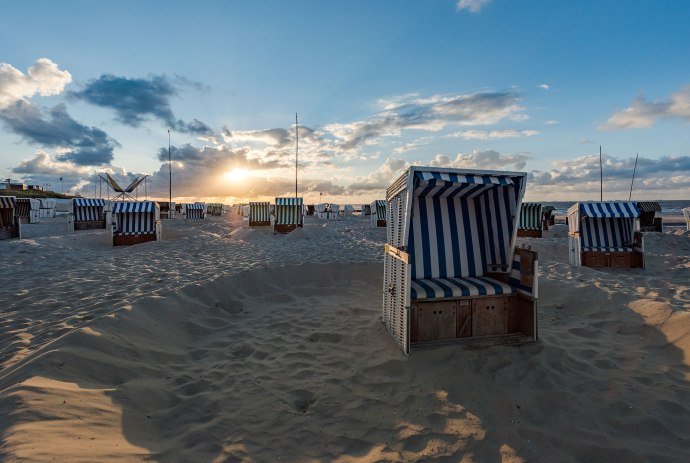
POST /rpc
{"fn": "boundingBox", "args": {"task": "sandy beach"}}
[1,215,689,462]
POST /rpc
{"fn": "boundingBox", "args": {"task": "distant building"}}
[27,185,44,191]
[1,180,27,190]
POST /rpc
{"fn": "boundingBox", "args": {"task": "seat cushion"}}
[411,276,516,301]
[581,246,632,252]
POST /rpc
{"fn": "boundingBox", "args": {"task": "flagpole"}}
[168,130,172,210]
[599,145,603,201]
[295,113,298,221]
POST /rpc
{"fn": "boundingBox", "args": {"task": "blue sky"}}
[1,0,689,202]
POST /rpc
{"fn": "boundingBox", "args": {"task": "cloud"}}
[0,58,71,109]
[222,128,292,147]
[456,0,491,13]
[348,158,409,193]
[0,101,118,165]
[529,153,690,193]
[448,129,539,140]
[600,85,690,130]
[324,91,525,152]
[70,74,213,135]
[430,149,530,171]
[12,150,93,176]
[543,120,559,125]
[580,138,595,144]
[537,84,550,90]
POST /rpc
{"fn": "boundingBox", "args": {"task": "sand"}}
[0,215,689,462]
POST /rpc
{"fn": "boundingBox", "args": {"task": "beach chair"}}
[112,201,161,246]
[0,196,21,240]
[637,202,662,232]
[159,201,175,219]
[15,198,39,224]
[567,202,643,268]
[683,208,690,231]
[68,198,108,231]
[185,203,206,220]
[362,204,372,216]
[274,197,303,233]
[517,202,544,237]
[382,167,538,354]
[315,203,338,220]
[248,202,271,227]
[543,205,555,227]
[207,203,223,216]
[371,200,386,227]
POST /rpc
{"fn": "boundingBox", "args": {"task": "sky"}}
[1,0,689,204]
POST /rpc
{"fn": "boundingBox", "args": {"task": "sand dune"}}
[1,217,689,462]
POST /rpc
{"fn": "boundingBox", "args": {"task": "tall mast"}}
[295,113,298,208]
[629,153,639,201]
[168,130,172,208]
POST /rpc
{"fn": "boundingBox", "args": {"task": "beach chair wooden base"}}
[517,228,543,238]
[249,220,271,227]
[410,294,536,346]
[581,251,643,268]
[74,220,106,231]
[113,233,158,246]
[0,225,20,240]
[274,224,302,234]
[376,220,386,227]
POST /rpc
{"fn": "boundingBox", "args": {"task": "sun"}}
[224,168,250,181]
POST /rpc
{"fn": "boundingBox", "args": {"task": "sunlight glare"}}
[225,168,250,181]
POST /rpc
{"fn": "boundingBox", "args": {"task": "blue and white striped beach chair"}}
[517,202,544,237]
[274,197,303,233]
[684,208,690,231]
[249,202,271,227]
[0,196,20,240]
[382,167,538,354]
[69,198,108,231]
[185,203,206,220]
[371,200,386,227]
[567,201,643,268]
[112,201,161,246]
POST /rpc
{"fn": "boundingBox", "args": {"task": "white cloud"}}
[431,150,530,171]
[456,0,491,13]
[543,120,559,125]
[600,85,690,130]
[448,129,539,140]
[0,58,71,109]
[537,84,550,90]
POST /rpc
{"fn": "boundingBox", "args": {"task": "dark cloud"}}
[0,101,117,165]
[70,74,213,135]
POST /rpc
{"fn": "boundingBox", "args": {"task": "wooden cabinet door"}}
[414,301,457,342]
[472,297,510,337]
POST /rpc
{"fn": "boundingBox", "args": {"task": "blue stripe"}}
[432,198,447,277]
[418,199,433,278]
[446,199,462,277]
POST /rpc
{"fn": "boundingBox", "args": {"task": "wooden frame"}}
[249,220,271,227]
[274,223,302,234]
[74,220,106,231]
[113,233,158,246]
[517,228,542,238]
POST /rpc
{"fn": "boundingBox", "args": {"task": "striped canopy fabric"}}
[74,198,105,207]
[112,201,158,235]
[570,202,639,251]
[0,196,16,209]
[579,202,640,219]
[373,200,386,221]
[413,171,514,200]
[519,202,543,230]
[73,198,105,222]
[408,170,524,280]
[275,197,303,225]
[682,208,690,231]
[249,202,270,222]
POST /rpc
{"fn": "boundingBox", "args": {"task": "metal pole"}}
[168,130,172,211]
[295,113,298,222]
[629,153,639,201]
